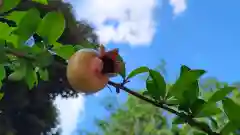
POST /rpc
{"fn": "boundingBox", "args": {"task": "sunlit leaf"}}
[32,0,48,5]
[208,86,235,103]
[0,0,20,13]
[6,11,27,25]
[0,22,13,39]
[147,69,166,98]
[37,11,65,44]
[25,64,38,90]
[127,66,149,79]
[53,45,75,60]
[170,66,206,102]
[0,92,4,100]
[14,8,41,44]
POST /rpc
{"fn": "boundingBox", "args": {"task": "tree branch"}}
[4,48,219,135]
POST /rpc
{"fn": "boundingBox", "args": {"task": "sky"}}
[53,0,240,134]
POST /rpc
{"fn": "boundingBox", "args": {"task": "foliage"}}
[0,0,100,134]
[84,73,240,135]
[0,0,240,135]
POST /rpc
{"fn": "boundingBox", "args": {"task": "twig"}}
[3,48,219,135]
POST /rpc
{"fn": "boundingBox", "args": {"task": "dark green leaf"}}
[192,130,207,135]
[38,68,49,81]
[53,45,75,60]
[208,86,235,103]
[182,81,200,105]
[190,99,206,116]
[37,11,65,44]
[172,116,185,124]
[222,98,240,124]
[148,69,166,98]
[127,66,149,79]
[146,80,159,100]
[0,45,8,64]
[0,0,20,13]
[195,102,222,118]
[0,64,5,88]
[116,54,126,79]
[220,121,238,135]
[8,62,27,81]
[166,98,179,105]
[35,51,53,67]
[25,64,38,90]
[180,65,191,76]
[209,117,218,130]
[14,8,41,44]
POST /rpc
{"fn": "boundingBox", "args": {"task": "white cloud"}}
[74,0,158,46]
[71,0,187,46]
[54,95,85,135]
[169,0,187,15]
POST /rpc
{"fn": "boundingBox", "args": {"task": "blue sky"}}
[55,0,240,134]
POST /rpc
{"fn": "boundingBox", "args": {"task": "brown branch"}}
[4,48,219,135]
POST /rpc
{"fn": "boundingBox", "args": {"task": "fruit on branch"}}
[66,45,123,94]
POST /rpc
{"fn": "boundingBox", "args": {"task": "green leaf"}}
[220,121,238,135]
[195,102,222,118]
[190,99,206,115]
[0,45,8,64]
[146,80,159,99]
[8,62,27,81]
[170,66,206,102]
[32,0,48,5]
[36,11,65,44]
[180,65,191,76]
[166,98,179,105]
[127,66,149,79]
[0,93,4,100]
[14,8,41,44]
[0,0,20,13]
[208,86,235,103]
[209,117,218,130]
[6,34,19,48]
[25,65,38,90]
[0,22,13,39]
[0,64,6,80]
[147,69,166,99]
[116,54,126,79]
[53,45,75,60]
[38,68,49,81]
[222,98,240,124]
[35,51,53,67]
[172,116,185,124]
[0,64,5,88]
[6,11,27,25]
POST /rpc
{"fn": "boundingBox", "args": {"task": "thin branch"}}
[4,48,219,135]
